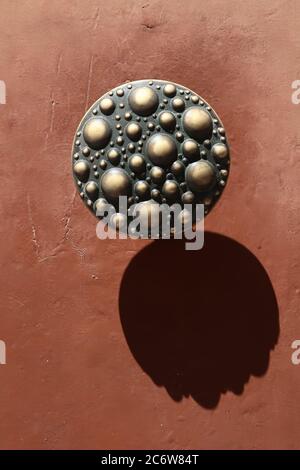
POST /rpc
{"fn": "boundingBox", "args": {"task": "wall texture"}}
[0,0,299,449]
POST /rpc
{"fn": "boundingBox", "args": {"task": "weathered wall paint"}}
[0,0,299,450]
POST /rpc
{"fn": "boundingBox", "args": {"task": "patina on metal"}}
[71,79,230,234]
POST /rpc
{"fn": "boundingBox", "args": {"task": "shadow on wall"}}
[119,233,279,409]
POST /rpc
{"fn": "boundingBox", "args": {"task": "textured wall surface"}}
[0,0,299,450]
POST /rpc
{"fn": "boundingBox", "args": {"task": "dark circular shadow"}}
[119,233,280,409]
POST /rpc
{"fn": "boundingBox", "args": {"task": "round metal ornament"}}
[72,79,230,235]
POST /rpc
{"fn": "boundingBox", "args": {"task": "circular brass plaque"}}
[72,79,230,233]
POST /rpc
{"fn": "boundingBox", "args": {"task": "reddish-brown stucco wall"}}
[0,0,299,449]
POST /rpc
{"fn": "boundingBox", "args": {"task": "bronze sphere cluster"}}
[72,79,230,233]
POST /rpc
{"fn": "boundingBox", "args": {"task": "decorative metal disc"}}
[72,79,230,234]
